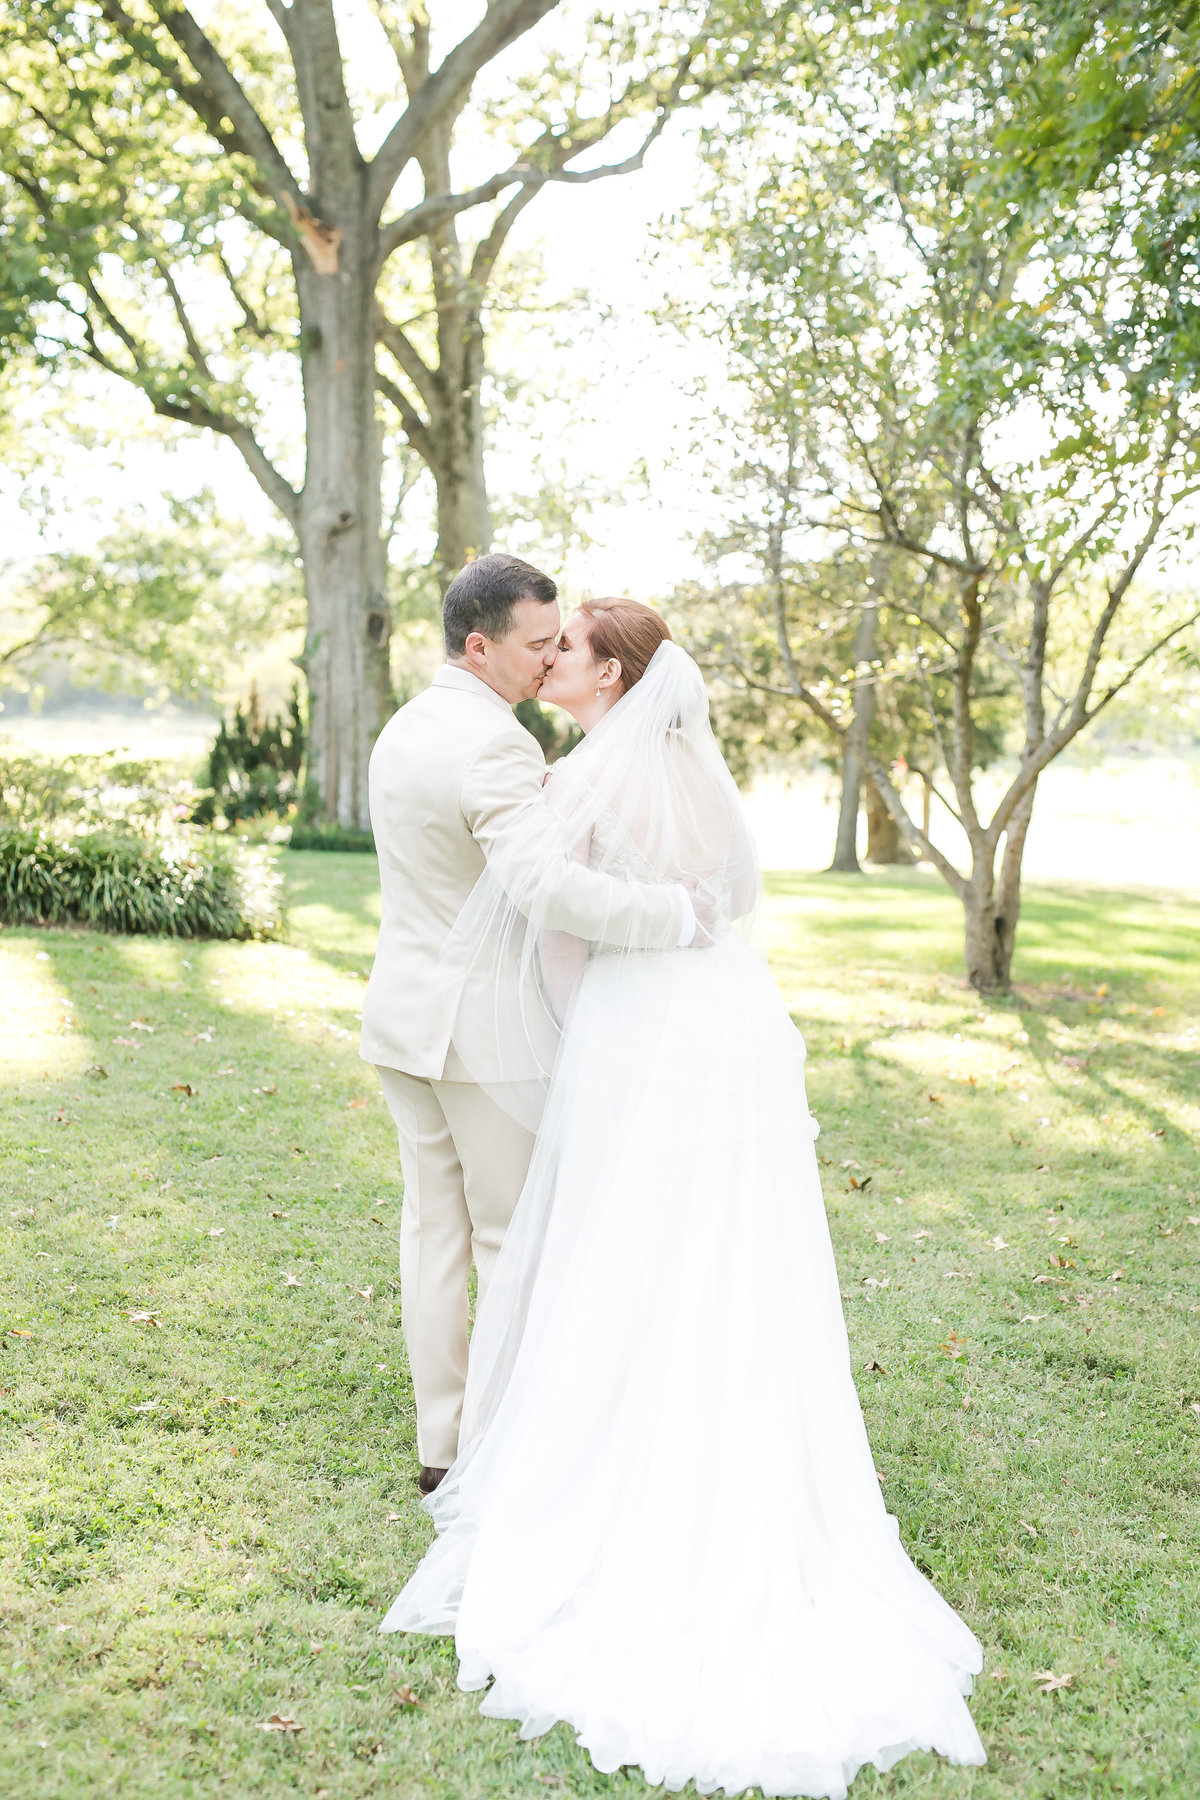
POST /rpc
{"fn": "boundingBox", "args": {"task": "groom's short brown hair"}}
[443,554,558,657]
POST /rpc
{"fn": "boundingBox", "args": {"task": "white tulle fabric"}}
[438,641,760,1129]
[380,643,986,1797]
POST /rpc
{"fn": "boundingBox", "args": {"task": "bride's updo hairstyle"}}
[580,597,671,691]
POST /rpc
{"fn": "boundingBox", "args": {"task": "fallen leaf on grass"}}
[1031,1670,1074,1694]
[863,1358,887,1373]
[1049,1254,1075,1269]
[927,1092,943,1104]
[1109,1269,1125,1282]
[1035,1164,1051,1173]
[390,1679,424,1708]
[269,1209,290,1219]
[84,1064,108,1080]
[207,1228,225,1238]
[1019,1520,1038,1538]
[345,1096,369,1111]
[282,1273,303,1288]
[848,1174,872,1191]
[130,1401,158,1413]
[863,1276,890,1289]
[991,1236,1010,1250]
[128,1020,155,1033]
[8,1328,32,1339]
[216,1395,244,1406]
[350,1286,374,1303]
[912,1230,931,1241]
[125,1310,162,1328]
[172,1082,198,1098]
[190,1028,215,1044]
[874,1232,890,1244]
[385,1510,403,1522]
[112,1037,142,1049]
[369,1216,384,1226]
[255,1713,302,1733]
[1018,1315,1045,1324]
[940,1332,968,1360]
[252,1084,278,1097]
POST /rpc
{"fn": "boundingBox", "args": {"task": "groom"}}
[361,553,705,1494]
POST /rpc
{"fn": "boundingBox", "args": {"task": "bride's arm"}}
[461,733,696,949]
[537,826,591,1022]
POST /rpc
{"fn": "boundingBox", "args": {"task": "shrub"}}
[194,685,304,825]
[0,827,284,939]
[0,749,207,833]
[288,823,375,853]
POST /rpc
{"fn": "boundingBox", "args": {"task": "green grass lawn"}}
[1,856,1197,1799]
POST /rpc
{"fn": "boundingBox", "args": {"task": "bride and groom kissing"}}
[359,553,986,1799]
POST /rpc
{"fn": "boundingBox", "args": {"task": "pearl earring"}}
[595,686,602,698]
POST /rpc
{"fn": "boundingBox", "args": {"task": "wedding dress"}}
[380,644,986,1798]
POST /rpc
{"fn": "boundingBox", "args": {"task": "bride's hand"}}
[682,877,720,948]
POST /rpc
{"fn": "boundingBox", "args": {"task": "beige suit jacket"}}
[360,665,689,1079]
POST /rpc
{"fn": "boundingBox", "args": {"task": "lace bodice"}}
[588,807,658,883]
[587,809,661,957]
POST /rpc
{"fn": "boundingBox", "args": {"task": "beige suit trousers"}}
[375,1065,535,1470]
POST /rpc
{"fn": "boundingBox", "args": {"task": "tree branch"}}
[215,248,269,337]
[147,247,212,377]
[1083,608,1200,723]
[862,753,968,895]
[375,310,440,415]
[376,367,436,469]
[366,0,559,222]
[100,1,304,211]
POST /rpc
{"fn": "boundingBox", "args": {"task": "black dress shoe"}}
[417,1465,449,1496]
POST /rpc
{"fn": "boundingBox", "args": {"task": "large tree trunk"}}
[865,777,916,863]
[430,383,491,580]
[828,597,879,872]
[296,228,391,830]
[419,119,492,585]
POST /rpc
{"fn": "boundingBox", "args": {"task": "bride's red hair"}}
[579,597,672,690]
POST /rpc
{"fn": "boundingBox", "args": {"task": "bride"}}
[380,598,986,1799]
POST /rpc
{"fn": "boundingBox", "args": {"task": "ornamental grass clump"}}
[0,826,283,939]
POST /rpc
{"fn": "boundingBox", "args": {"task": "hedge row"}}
[288,822,375,853]
[0,827,284,939]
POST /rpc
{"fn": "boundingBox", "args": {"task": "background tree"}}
[0,0,778,826]
[668,319,1012,870]
[671,6,1200,989]
[0,492,301,705]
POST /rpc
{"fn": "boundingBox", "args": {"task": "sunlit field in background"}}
[1,853,1197,1799]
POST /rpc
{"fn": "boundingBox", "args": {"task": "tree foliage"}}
[0,0,792,824]
[671,0,1200,987]
[0,489,301,702]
